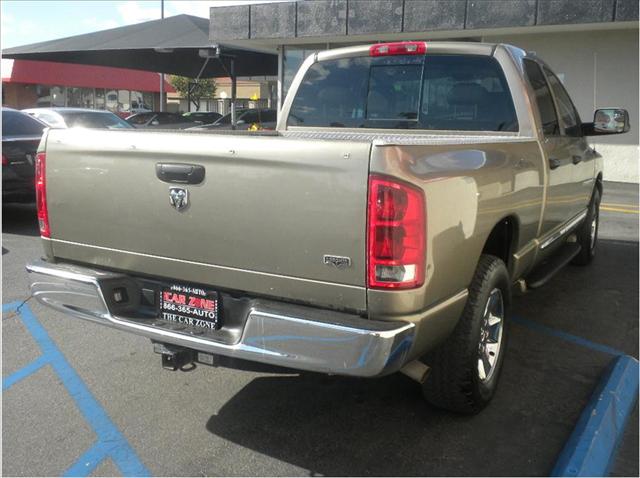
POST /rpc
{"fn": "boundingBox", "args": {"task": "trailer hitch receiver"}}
[153,342,196,371]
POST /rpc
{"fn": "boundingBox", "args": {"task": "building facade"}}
[2,59,174,113]
[209,0,639,182]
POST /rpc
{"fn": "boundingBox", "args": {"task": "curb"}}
[551,354,639,477]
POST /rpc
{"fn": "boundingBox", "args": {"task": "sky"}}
[1,0,291,49]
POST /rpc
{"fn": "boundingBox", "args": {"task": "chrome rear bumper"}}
[26,260,414,377]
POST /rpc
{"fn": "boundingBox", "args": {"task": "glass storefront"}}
[143,92,154,110]
[81,88,94,108]
[35,85,50,107]
[106,90,118,111]
[118,90,130,111]
[25,84,156,112]
[67,87,82,107]
[51,87,65,107]
[130,91,143,111]
[95,89,105,109]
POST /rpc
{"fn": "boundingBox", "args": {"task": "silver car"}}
[22,108,133,129]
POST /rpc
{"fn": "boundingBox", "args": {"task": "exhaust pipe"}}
[400,360,430,384]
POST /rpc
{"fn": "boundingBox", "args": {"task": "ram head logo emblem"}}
[169,187,189,211]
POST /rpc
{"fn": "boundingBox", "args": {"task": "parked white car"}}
[22,108,133,129]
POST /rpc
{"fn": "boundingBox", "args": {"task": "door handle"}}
[155,163,205,184]
[572,155,583,165]
[549,157,561,170]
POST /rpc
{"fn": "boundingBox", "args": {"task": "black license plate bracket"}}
[159,283,220,330]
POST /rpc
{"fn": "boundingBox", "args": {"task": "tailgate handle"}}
[155,163,205,184]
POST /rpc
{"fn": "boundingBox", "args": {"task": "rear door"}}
[542,65,595,210]
[45,129,371,311]
[2,110,46,197]
[523,59,580,235]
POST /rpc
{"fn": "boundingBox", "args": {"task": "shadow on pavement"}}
[2,203,39,237]
[206,240,638,476]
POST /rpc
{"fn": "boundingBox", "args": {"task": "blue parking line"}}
[2,303,150,477]
[2,354,49,391]
[3,300,26,315]
[512,315,625,356]
[63,442,111,477]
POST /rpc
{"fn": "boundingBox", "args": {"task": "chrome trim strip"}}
[49,238,365,291]
[539,209,588,250]
[26,260,414,377]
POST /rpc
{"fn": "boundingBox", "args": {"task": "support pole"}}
[230,58,237,130]
[159,0,165,112]
[187,82,191,113]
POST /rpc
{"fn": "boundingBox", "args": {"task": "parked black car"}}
[125,112,195,129]
[188,108,277,131]
[2,108,47,203]
[182,111,223,124]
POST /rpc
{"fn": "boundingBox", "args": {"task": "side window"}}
[241,111,260,124]
[261,110,277,122]
[129,114,152,125]
[523,60,559,136]
[543,66,582,137]
[38,113,63,127]
[157,114,181,124]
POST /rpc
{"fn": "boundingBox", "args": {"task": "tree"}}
[169,76,216,112]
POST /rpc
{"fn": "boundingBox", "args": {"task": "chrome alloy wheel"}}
[590,212,598,251]
[477,288,504,382]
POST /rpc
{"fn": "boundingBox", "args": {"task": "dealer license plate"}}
[159,283,220,330]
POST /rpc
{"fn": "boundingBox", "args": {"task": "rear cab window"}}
[288,54,519,132]
[2,110,47,137]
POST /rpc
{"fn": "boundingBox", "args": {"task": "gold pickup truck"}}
[27,42,629,413]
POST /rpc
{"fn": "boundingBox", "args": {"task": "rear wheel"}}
[571,188,600,266]
[421,255,510,414]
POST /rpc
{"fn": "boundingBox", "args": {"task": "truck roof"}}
[316,41,527,62]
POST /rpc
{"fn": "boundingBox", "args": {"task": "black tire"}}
[422,255,511,414]
[571,189,600,266]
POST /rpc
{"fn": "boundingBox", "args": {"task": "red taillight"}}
[35,152,50,238]
[367,175,425,289]
[369,41,427,57]
[2,153,8,166]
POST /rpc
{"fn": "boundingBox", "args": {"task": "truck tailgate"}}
[44,129,371,312]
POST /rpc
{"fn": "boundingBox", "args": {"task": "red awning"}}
[2,59,175,93]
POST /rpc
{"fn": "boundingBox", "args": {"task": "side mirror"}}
[582,108,630,135]
[236,119,245,125]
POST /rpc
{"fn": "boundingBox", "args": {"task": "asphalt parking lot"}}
[2,181,638,477]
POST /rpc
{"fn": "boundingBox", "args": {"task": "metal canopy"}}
[2,14,277,78]
[3,14,277,126]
